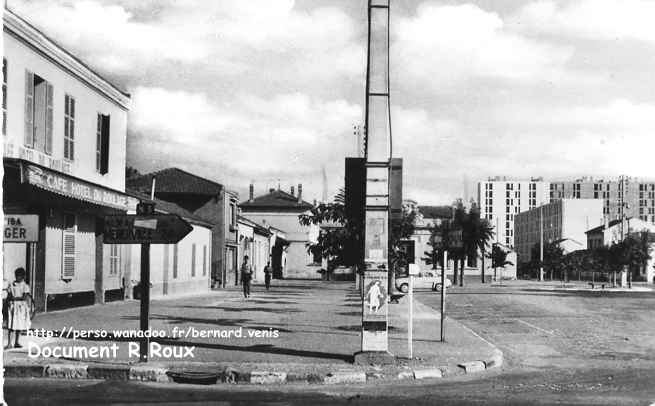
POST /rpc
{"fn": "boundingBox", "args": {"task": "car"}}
[395,274,452,293]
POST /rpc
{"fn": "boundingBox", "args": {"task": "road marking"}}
[517,319,554,335]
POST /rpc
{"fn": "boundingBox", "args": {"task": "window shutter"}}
[45,81,53,154]
[24,70,34,147]
[203,245,207,276]
[191,244,196,277]
[100,114,110,174]
[62,231,76,279]
[173,244,178,279]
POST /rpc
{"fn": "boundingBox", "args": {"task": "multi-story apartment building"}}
[514,199,604,265]
[549,177,655,223]
[477,177,550,248]
[3,8,135,311]
[480,176,655,248]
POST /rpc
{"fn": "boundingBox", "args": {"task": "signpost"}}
[104,202,192,361]
[407,263,419,359]
[4,215,38,243]
[441,250,447,342]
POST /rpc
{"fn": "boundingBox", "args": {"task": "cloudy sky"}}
[9,0,655,204]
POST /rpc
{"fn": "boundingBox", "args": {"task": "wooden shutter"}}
[100,114,110,174]
[45,81,53,154]
[203,245,207,276]
[24,70,34,147]
[191,244,197,277]
[173,244,178,279]
[62,215,76,279]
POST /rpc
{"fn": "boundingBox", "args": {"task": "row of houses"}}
[2,7,320,312]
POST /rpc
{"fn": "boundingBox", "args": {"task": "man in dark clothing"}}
[240,256,252,299]
[263,262,272,291]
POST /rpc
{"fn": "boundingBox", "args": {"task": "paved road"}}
[415,279,655,373]
[7,279,655,405]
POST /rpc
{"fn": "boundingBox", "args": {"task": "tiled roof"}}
[126,189,214,227]
[127,168,224,196]
[239,189,313,211]
[237,215,272,235]
[418,205,453,219]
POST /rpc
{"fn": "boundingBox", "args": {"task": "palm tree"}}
[451,201,494,287]
[465,204,494,284]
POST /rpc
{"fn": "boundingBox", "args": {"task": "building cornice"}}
[4,8,130,110]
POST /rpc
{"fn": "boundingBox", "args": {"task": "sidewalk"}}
[4,280,502,384]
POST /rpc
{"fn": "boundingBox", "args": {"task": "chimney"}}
[297,184,302,203]
[290,185,295,196]
[249,183,254,202]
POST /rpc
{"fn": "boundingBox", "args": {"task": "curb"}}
[3,349,503,385]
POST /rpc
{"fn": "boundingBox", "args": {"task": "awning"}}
[21,163,134,211]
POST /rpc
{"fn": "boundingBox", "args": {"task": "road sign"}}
[103,214,192,244]
[4,215,39,243]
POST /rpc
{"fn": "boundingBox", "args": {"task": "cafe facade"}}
[3,8,135,311]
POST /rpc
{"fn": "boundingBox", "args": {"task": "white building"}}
[2,8,135,311]
[478,177,550,248]
[514,199,604,264]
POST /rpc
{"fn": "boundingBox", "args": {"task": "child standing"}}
[6,268,32,349]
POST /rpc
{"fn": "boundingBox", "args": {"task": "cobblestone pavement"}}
[415,278,655,372]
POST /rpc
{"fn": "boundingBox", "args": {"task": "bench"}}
[588,282,606,289]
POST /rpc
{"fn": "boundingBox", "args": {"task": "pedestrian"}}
[240,256,253,299]
[6,268,33,349]
[264,262,272,291]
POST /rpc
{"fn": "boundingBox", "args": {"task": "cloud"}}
[392,3,574,87]
[8,0,364,78]
[128,86,362,198]
[512,0,655,43]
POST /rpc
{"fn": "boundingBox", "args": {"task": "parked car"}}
[395,274,452,293]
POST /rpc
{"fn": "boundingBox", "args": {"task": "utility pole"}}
[539,205,544,282]
[354,0,394,365]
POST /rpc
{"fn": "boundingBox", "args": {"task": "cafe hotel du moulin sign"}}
[23,164,130,211]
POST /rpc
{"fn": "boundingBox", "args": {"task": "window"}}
[203,245,207,276]
[230,202,237,227]
[191,243,196,277]
[64,95,75,160]
[109,244,120,276]
[2,59,6,135]
[96,114,110,174]
[171,244,179,279]
[62,213,76,279]
[24,70,53,154]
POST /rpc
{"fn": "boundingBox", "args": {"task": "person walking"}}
[240,256,253,299]
[263,262,272,291]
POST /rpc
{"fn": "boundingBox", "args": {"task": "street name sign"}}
[103,214,192,244]
[4,214,39,242]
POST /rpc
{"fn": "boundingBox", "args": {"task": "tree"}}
[125,166,141,180]
[530,241,565,280]
[449,200,494,287]
[489,244,514,275]
[298,188,357,277]
[464,203,494,284]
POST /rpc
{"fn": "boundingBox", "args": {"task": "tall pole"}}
[539,205,544,282]
[355,0,394,364]
[440,250,447,342]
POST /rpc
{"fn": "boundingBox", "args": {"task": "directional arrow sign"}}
[103,214,192,244]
